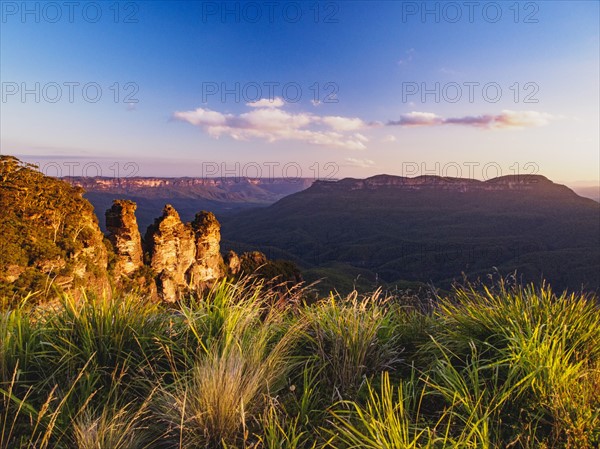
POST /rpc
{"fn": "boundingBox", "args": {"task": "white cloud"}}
[174,102,370,150]
[319,116,366,131]
[246,97,285,108]
[173,108,229,127]
[382,135,397,142]
[491,110,555,128]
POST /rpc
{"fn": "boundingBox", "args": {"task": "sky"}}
[1,0,599,186]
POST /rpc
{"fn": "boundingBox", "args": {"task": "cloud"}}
[319,116,367,131]
[382,135,397,143]
[388,112,443,127]
[490,110,555,128]
[345,157,375,168]
[174,101,370,150]
[174,102,555,152]
[246,97,285,108]
[173,108,229,127]
[354,133,369,142]
[387,110,555,129]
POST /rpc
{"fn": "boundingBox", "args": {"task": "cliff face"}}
[144,205,196,302]
[188,212,225,290]
[0,156,110,300]
[67,176,314,198]
[142,205,224,302]
[106,200,144,276]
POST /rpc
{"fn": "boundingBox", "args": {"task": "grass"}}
[0,277,598,448]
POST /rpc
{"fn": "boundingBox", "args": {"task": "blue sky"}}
[1,1,598,184]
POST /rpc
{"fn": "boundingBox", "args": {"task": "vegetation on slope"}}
[1,277,598,448]
[220,176,600,293]
[0,156,109,301]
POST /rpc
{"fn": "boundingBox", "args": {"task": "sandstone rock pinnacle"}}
[188,211,225,290]
[106,200,144,276]
[144,204,196,302]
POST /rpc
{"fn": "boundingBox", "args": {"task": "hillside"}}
[66,176,313,232]
[0,156,110,298]
[220,174,600,292]
[0,157,298,302]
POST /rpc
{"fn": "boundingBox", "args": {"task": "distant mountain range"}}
[219,174,600,293]
[65,176,313,232]
[69,173,600,293]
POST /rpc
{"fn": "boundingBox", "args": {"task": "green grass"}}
[1,278,598,448]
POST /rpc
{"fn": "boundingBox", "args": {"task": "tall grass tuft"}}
[328,370,442,449]
[433,281,600,363]
[155,278,302,448]
[72,397,154,449]
[43,291,165,407]
[254,398,317,449]
[1,358,94,449]
[301,290,403,399]
[429,281,600,447]
[0,293,45,385]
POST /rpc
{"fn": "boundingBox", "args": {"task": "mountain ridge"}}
[220,173,600,293]
[65,176,315,232]
[312,173,567,191]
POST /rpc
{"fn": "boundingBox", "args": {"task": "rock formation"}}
[144,205,196,302]
[188,211,225,290]
[240,251,269,269]
[104,200,298,302]
[105,200,143,276]
[224,250,241,275]
[141,205,225,302]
